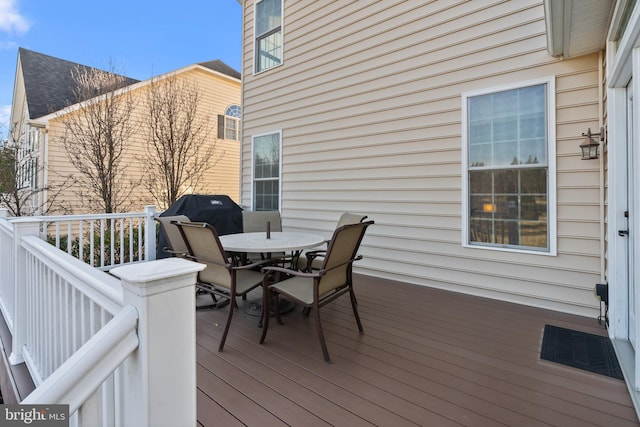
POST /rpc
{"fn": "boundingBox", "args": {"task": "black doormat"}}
[540,324,623,380]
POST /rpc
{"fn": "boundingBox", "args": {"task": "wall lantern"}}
[580,127,604,160]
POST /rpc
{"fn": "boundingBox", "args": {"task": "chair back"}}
[242,210,282,233]
[156,215,190,255]
[336,212,368,227]
[319,220,374,296]
[174,222,232,289]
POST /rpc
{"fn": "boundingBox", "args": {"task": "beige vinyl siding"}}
[44,68,241,214]
[240,0,603,316]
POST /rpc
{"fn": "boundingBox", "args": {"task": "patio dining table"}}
[219,231,325,317]
[219,231,325,254]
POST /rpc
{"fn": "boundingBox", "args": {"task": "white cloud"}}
[0,105,11,141]
[0,40,17,50]
[0,0,30,33]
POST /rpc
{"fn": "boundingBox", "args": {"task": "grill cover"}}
[157,194,243,258]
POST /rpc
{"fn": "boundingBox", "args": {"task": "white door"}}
[627,80,636,348]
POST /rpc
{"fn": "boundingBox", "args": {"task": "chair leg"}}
[259,286,270,344]
[218,290,236,351]
[314,303,331,363]
[274,292,283,325]
[350,288,364,334]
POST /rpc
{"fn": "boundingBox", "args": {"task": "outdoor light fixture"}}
[580,127,604,160]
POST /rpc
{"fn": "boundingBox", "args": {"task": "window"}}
[217,105,241,141]
[252,131,281,211]
[225,105,241,141]
[462,79,556,253]
[255,0,282,73]
[17,127,39,190]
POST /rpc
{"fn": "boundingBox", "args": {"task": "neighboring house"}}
[8,48,242,214]
[240,0,640,409]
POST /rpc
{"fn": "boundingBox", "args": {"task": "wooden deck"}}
[195,274,638,427]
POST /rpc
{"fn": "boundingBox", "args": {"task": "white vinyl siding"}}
[462,78,557,254]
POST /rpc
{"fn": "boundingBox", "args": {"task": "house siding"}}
[240,0,603,316]
[44,67,241,213]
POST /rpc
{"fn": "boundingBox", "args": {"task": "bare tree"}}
[143,74,218,209]
[57,64,138,213]
[0,120,65,216]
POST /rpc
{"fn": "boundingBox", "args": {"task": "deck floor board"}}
[196,274,638,426]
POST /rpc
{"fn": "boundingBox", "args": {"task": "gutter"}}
[544,0,565,57]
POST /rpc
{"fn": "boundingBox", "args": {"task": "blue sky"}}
[0,0,243,140]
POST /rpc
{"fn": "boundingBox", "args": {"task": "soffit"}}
[545,0,616,58]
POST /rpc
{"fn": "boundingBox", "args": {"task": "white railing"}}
[20,235,123,384]
[30,206,157,271]
[23,305,138,424]
[0,212,16,334]
[0,210,204,426]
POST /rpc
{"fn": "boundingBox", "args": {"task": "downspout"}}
[599,49,605,283]
[239,0,247,207]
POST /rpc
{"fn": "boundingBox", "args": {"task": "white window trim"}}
[252,0,284,75]
[250,129,282,212]
[461,76,557,256]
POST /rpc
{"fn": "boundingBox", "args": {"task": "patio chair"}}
[242,210,290,265]
[175,221,269,351]
[260,220,374,362]
[155,215,191,257]
[242,210,282,233]
[157,215,226,308]
[297,212,368,272]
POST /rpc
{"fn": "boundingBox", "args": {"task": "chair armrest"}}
[163,247,188,257]
[305,250,326,257]
[261,265,320,278]
[303,249,326,271]
[232,258,274,271]
[263,255,363,277]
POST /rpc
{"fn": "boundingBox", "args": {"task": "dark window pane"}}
[469,171,492,194]
[520,168,547,194]
[470,196,494,218]
[493,170,518,194]
[493,220,515,244]
[521,196,547,220]
[520,221,547,248]
[470,218,493,243]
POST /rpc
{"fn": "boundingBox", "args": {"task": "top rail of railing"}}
[2,206,158,270]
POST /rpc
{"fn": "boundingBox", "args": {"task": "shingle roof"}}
[18,49,240,120]
[19,48,140,119]
[197,60,241,80]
